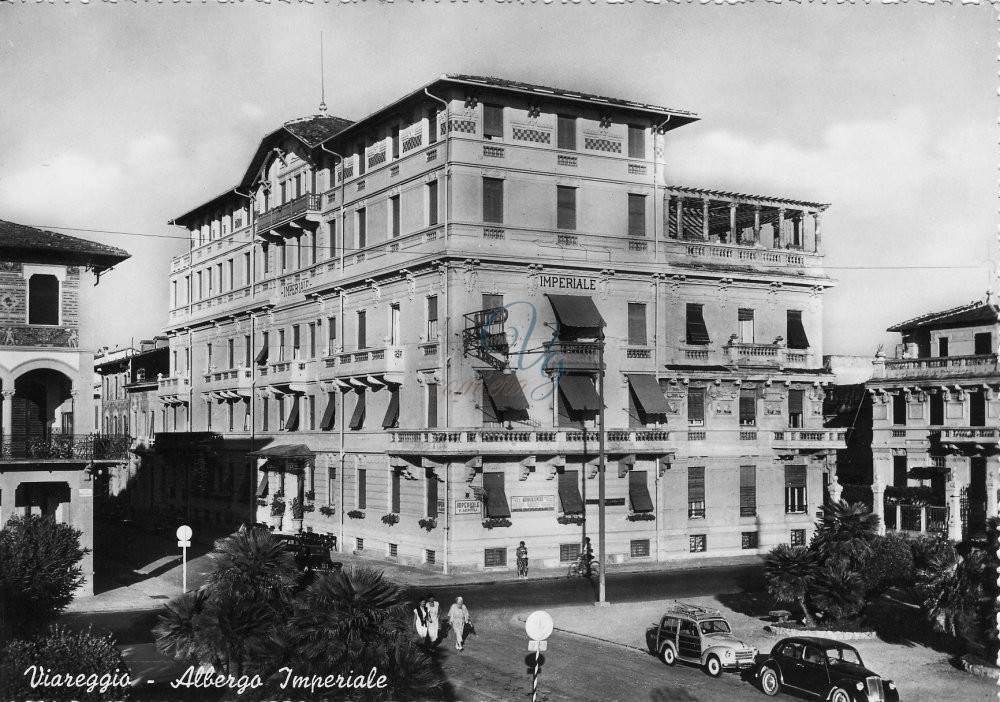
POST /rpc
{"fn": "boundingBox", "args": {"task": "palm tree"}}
[811,559,866,622]
[917,544,985,643]
[206,526,299,607]
[154,589,210,664]
[764,544,819,627]
[812,500,879,565]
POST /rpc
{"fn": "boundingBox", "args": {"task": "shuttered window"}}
[789,389,804,428]
[427,296,438,339]
[740,465,756,517]
[975,332,993,355]
[483,472,511,518]
[687,387,705,426]
[427,180,439,226]
[357,468,367,510]
[483,104,503,139]
[426,469,438,517]
[483,178,504,223]
[784,465,806,513]
[391,469,401,513]
[557,115,577,150]
[627,303,647,345]
[427,384,438,428]
[786,310,809,349]
[357,208,367,249]
[686,304,710,345]
[688,466,705,518]
[738,308,754,343]
[739,388,757,426]
[390,195,400,238]
[628,194,646,237]
[556,186,576,230]
[627,125,645,159]
[892,392,906,426]
[357,310,367,350]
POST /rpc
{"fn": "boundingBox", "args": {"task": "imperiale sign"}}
[455,500,482,515]
[510,495,555,512]
[282,279,311,297]
[538,275,596,290]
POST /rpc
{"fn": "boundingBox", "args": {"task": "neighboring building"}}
[867,296,998,540]
[159,74,843,573]
[823,355,875,486]
[0,219,130,594]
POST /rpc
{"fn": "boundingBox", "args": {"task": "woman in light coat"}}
[446,596,471,650]
[425,594,441,645]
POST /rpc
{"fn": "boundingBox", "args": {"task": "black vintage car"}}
[754,637,900,702]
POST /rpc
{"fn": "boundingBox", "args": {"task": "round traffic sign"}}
[176,525,193,541]
[525,610,553,641]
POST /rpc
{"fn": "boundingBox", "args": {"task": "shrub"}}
[811,558,866,621]
[883,485,938,505]
[270,496,286,517]
[0,625,130,701]
[861,532,915,596]
[381,513,400,525]
[290,497,304,519]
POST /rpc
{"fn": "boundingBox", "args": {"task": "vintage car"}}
[645,601,758,677]
[754,636,900,702]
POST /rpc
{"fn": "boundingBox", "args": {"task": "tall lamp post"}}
[597,329,607,606]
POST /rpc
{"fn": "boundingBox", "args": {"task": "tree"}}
[811,559,866,622]
[860,532,914,597]
[0,515,88,639]
[811,500,879,566]
[764,544,819,628]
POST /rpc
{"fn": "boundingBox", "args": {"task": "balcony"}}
[940,427,1000,445]
[320,346,406,384]
[256,194,322,235]
[157,373,190,405]
[0,434,131,462]
[877,354,998,381]
[202,366,252,399]
[771,429,847,452]
[388,427,672,456]
[265,359,315,393]
[543,341,603,373]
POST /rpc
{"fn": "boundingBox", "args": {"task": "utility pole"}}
[597,330,607,606]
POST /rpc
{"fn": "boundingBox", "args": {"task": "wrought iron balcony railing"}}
[0,433,131,461]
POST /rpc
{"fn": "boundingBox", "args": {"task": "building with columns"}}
[867,297,998,541]
[0,219,131,594]
[156,74,843,573]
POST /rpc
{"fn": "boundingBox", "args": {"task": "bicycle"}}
[567,556,600,579]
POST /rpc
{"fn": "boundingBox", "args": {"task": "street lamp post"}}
[597,331,607,606]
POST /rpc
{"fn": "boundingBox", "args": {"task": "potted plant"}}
[557,514,585,525]
[626,512,656,522]
[269,495,286,529]
[418,517,437,531]
[381,513,400,526]
[290,497,305,533]
[482,517,512,529]
[347,509,365,520]
[319,504,335,517]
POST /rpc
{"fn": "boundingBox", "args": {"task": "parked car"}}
[645,601,758,677]
[754,636,900,702]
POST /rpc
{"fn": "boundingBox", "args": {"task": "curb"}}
[958,656,1000,680]
[764,624,878,641]
[511,612,648,654]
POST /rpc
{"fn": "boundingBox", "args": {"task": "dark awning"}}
[483,472,511,518]
[908,466,948,480]
[249,444,315,459]
[787,311,810,350]
[629,470,654,512]
[382,389,400,429]
[628,375,670,416]
[319,392,336,431]
[349,390,366,430]
[558,375,601,412]
[785,465,807,487]
[546,294,606,331]
[256,474,269,497]
[254,343,269,366]
[284,397,299,431]
[482,370,530,411]
[558,470,584,514]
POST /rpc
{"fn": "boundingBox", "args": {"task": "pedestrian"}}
[425,594,440,645]
[447,596,471,651]
[413,597,429,643]
[582,536,594,576]
[516,541,529,579]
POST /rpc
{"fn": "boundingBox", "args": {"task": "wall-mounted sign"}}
[438,498,446,514]
[282,279,311,297]
[455,500,482,515]
[585,497,626,506]
[538,275,596,291]
[510,495,556,512]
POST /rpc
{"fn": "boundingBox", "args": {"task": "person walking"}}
[516,541,529,579]
[447,596,471,651]
[413,597,429,643]
[582,536,594,576]
[425,594,441,645]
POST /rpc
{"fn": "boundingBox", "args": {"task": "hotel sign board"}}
[538,275,596,291]
[510,495,556,512]
[281,279,311,297]
[455,500,482,515]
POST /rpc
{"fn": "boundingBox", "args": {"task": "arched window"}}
[28,274,59,325]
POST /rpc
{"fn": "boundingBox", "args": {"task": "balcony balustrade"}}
[319,346,406,382]
[255,193,322,234]
[877,353,998,380]
[157,374,190,405]
[388,427,671,455]
[725,341,811,368]
[0,433,131,461]
[884,502,948,536]
[771,429,847,451]
[543,341,602,373]
[939,427,1000,444]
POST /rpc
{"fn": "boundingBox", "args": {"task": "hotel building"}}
[157,74,844,572]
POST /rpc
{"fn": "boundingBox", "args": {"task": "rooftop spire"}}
[318,32,327,116]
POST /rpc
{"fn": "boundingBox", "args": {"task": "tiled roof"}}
[282,115,354,148]
[0,220,130,273]
[888,299,999,332]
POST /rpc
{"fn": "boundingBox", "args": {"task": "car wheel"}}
[829,687,852,702]
[660,645,677,666]
[759,666,781,697]
[704,654,723,677]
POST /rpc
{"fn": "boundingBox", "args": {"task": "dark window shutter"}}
[391,470,401,513]
[628,194,646,237]
[482,383,499,424]
[627,303,647,345]
[427,384,438,428]
[738,308,754,322]
[428,180,439,226]
[739,389,757,424]
[357,208,367,248]
[483,178,504,223]
[427,470,438,516]
[687,388,705,423]
[391,196,400,237]
[685,304,711,344]
[483,104,503,138]
[688,466,705,502]
[557,115,576,150]
[975,332,993,355]
[789,389,804,415]
[786,310,810,349]
[357,311,366,349]
[628,125,645,159]
[785,465,807,488]
[740,465,756,516]
[358,468,367,509]
[556,186,576,230]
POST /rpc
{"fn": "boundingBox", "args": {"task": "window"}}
[483,178,504,223]
[227,259,234,291]
[484,548,507,567]
[357,468,367,509]
[356,208,367,249]
[482,293,504,311]
[390,469,401,513]
[390,195,400,238]
[308,322,316,359]
[227,338,235,369]
[975,332,993,355]
[686,303,710,344]
[687,387,705,426]
[738,308,754,344]
[630,539,650,558]
[256,331,269,366]
[389,304,400,346]
[425,549,436,565]
[930,392,944,425]
[308,395,316,430]
[788,389,804,428]
[280,243,288,272]
[557,115,576,150]
[938,337,949,357]
[790,529,806,547]
[628,124,645,159]
[327,316,336,354]
[328,220,337,259]
[688,467,705,518]
[741,532,759,550]
[228,401,235,432]
[786,310,809,349]
[349,390,365,430]
[785,465,807,513]
[206,343,213,371]
[261,396,269,431]
[388,543,398,558]
[357,141,366,176]
[426,470,438,517]
[427,180,439,226]
[391,125,400,159]
[739,388,757,426]
[277,329,285,362]
[356,537,364,551]
[426,383,438,428]
[483,104,503,140]
[28,274,59,325]
[628,194,646,237]
[292,325,301,360]
[426,296,438,339]
[627,303,647,345]
[892,392,906,426]
[689,534,706,553]
[206,398,212,430]
[556,186,576,230]
[893,455,908,487]
[243,252,251,284]
[171,280,178,307]
[357,310,367,350]
[427,108,438,144]
[560,543,581,563]
[740,465,756,517]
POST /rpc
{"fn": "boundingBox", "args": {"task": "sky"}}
[0,2,995,358]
